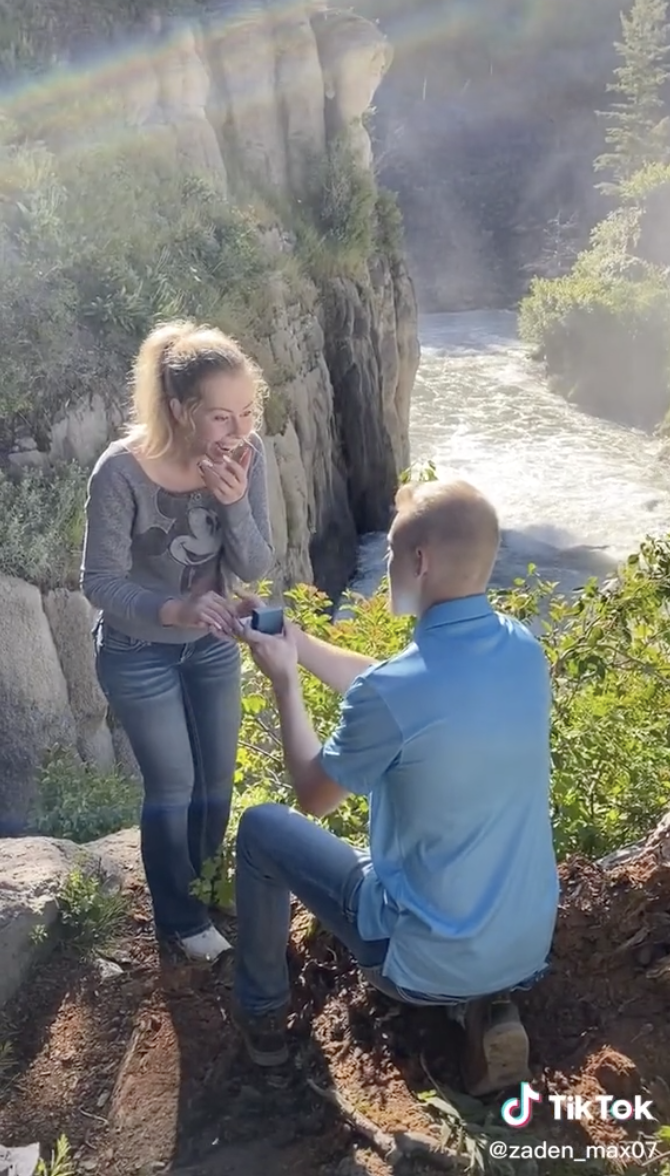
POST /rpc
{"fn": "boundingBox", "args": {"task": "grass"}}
[36,1135,74,1176]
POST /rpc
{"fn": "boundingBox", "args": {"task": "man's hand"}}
[198,447,252,506]
[243,624,299,689]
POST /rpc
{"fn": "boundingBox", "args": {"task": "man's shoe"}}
[177,925,232,963]
[460,995,531,1097]
[231,998,290,1067]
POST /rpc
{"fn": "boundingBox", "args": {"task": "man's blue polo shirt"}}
[318,594,559,999]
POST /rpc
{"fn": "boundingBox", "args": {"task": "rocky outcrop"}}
[0,2,419,833]
[0,576,114,833]
[0,834,129,1011]
[313,8,393,172]
[3,1,417,600]
[0,835,123,1009]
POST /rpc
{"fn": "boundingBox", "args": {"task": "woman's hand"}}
[160,592,238,636]
[198,447,252,506]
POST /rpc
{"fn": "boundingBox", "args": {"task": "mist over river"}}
[343,310,670,607]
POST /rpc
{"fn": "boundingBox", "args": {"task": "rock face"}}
[0,835,125,1010]
[313,8,393,172]
[0,2,420,833]
[4,1,418,602]
[0,577,78,835]
[0,576,116,833]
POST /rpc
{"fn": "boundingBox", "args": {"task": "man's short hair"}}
[392,479,500,585]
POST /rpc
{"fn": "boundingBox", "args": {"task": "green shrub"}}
[36,1135,74,1176]
[0,136,273,438]
[375,186,404,259]
[0,465,88,588]
[57,865,129,956]
[197,537,670,906]
[35,746,140,843]
[282,133,377,282]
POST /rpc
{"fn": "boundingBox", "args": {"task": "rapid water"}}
[343,309,670,607]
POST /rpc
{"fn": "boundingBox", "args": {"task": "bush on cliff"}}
[193,537,670,908]
[0,134,272,444]
[519,187,670,428]
[518,0,670,430]
[0,465,88,589]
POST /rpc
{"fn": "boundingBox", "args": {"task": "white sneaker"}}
[178,925,232,963]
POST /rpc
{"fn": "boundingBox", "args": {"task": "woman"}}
[81,320,274,962]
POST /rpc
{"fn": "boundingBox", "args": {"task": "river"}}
[343,309,670,607]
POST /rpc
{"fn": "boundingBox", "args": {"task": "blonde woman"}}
[81,322,274,962]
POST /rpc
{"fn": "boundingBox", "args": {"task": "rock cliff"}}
[0,0,419,832]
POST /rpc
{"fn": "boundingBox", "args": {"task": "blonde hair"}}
[126,320,268,459]
[392,479,500,589]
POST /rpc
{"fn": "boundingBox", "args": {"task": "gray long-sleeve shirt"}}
[80,433,274,644]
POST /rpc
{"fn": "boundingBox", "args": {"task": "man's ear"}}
[415,546,427,576]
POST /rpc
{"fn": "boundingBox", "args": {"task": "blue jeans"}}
[235,803,463,1016]
[234,804,546,1016]
[95,621,241,938]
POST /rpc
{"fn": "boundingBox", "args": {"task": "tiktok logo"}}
[501,1082,543,1127]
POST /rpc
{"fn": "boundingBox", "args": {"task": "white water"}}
[344,309,670,605]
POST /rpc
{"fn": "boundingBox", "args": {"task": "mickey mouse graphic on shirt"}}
[139,487,223,595]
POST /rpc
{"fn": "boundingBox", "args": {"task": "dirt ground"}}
[2,848,670,1175]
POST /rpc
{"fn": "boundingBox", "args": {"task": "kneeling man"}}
[233,479,559,1095]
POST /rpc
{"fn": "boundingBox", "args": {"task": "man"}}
[232,479,559,1096]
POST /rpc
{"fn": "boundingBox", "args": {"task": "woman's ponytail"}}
[125,321,193,459]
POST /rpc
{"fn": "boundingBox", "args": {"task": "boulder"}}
[42,589,115,771]
[87,827,143,882]
[0,837,122,1010]
[0,1143,40,1176]
[0,576,79,835]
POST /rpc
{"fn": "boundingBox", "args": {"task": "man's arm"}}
[274,673,348,818]
[294,628,378,695]
[272,666,403,818]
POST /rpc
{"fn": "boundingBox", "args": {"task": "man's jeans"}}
[95,622,241,937]
[235,803,467,1016]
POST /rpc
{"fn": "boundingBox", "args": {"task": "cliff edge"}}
[0,0,419,831]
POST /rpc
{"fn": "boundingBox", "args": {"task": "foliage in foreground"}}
[195,534,670,907]
[40,534,670,909]
[36,1135,74,1176]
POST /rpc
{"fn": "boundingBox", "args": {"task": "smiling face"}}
[171,369,256,460]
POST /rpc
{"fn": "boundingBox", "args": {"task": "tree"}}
[595,0,670,195]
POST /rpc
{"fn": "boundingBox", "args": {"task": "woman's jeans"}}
[95,622,241,938]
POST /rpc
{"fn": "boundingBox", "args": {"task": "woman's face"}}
[173,371,256,459]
